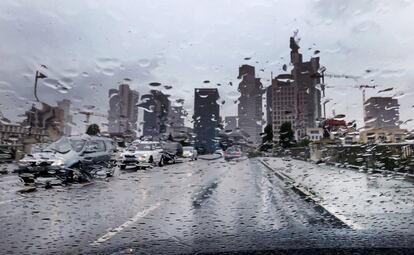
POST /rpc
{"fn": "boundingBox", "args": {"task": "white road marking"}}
[91,202,161,246]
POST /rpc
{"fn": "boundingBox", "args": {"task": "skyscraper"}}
[364,97,399,129]
[266,85,273,126]
[107,84,139,136]
[193,88,220,153]
[142,90,170,137]
[272,37,322,141]
[237,65,263,144]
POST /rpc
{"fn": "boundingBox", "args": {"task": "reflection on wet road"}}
[0,158,413,254]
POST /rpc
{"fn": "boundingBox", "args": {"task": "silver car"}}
[17,135,116,184]
[182,146,198,160]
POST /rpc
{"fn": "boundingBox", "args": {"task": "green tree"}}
[260,124,273,151]
[167,133,174,141]
[297,138,311,147]
[86,124,100,136]
[262,124,273,144]
[279,122,294,148]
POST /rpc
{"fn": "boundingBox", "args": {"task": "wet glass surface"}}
[0,0,413,254]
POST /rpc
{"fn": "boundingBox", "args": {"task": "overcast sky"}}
[0,0,413,134]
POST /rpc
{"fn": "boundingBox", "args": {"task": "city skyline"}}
[0,1,413,134]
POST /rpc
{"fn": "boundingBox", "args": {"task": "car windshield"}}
[135,144,155,151]
[1,1,414,254]
[69,138,86,152]
[44,137,85,153]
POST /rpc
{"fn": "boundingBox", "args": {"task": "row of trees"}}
[260,122,310,151]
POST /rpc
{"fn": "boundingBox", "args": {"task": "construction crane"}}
[311,69,361,118]
[78,111,108,125]
[358,85,377,103]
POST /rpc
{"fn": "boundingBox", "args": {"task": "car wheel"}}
[149,156,154,164]
[120,164,126,170]
[158,157,164,167]
[195,157,197,160]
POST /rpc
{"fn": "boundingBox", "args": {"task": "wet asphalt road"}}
[0,157,413,254]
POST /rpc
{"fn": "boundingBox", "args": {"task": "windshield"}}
[44,137,72,154]
[1,1,414,254]
[134,144,155,151]
[44,137,85,153]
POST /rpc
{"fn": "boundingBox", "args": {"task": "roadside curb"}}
[259,159,352,229]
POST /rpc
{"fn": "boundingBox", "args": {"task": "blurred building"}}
[22,103,65,141]
[142,90,170,137]
[108,84,139,137]
[0,122,47,146]
[224,116,238,131]
[237,65,263,144]
[272,37,322,141]
[266,85,273,125]
[364,97,399,129]
[57,99,72,136]
[360,128,407,144]
[306,128,323,142]
[166,106,191,140]
[193,88,220,153]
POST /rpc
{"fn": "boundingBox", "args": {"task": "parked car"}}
[224,146,242,161]
[16,135,116,184]
[160,142,183,164]
[119,141,164,169]
[0,147,15,162]
[182,146,198,160]
[214,149,224,157]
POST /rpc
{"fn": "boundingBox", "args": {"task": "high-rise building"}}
[142,90,170,137]
[272,74,297,141]
[168,106,185,128]
[272,37,322,141]
[166,105,188,138]
[224,116,238,131]
[107,84,139,136]
[266,85,273,126]
[57,99,72,136]
[364,97,399,129]
[193,88,220,153]
[237,65,263,144]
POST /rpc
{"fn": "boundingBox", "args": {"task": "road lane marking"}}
[91,202,161,246]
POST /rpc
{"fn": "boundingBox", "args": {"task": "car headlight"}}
[138,155,146,161]
[51,158,65,166]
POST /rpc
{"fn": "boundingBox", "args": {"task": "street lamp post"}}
[34,70,47,102]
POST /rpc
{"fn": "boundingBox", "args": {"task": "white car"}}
[119,141,164,169]
[182,146,198,160]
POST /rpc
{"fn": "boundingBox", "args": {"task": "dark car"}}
[160,142,183,164]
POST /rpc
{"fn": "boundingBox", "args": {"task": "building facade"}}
[224,116,238,131]
[237,65,263,144]
[142,90,170,137]
[108,84,139,136]
[272,37,322,142]
[193,88,220,153]
[23,103,65,141]
[57,99,72,136]
[266,85,273,126]
[364,97,399,129]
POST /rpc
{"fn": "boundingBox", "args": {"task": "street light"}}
[34,66,47,102]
